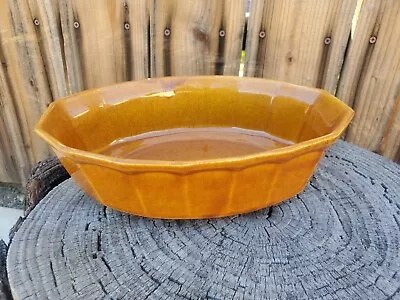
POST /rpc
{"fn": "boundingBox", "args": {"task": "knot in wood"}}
[286,52,294,64]
[193,28,209,43]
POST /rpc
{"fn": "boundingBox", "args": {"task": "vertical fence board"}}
[151,0,246,77]
[59,0,149,91]
[124,0,150,80]
[0,53,30,183]
[27,0,68,99]
[0,0,52,166]
[0,63,18,183]
[0,122,17,183]
[221,0,247,75]
[59,0,126,90]
[380,94,400,161]
[244,0,357,93]
[59,0,84,93]
[336,0,400,159]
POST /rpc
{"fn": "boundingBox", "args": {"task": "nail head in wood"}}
[73,21,80,29]
[33,18,40,26]
[369,36,377,44]
[164,28,171,36]
[219,30,225,37]
[124,22,130,30]
[259,31,266,39]
[324,37,331,45]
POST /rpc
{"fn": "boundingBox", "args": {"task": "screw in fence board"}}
[336,0,400,160]
[244,0,357,93]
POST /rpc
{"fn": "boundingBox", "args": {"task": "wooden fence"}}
[0,0,399,184]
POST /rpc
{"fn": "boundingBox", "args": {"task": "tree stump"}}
[7,141,400,300]
[25,156,70,215]
[0,240,11,300]
[8,157,70,245]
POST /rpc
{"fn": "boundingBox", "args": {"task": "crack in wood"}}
[265,206,273,218]
[309,181,321,192]
[380,182,393,203]
[49,261,58,287]
[123,5,132,80]
[163,22,172,76]
[140,263,162,286]
[296,194,310,213]
[205,286,222,300]
[215,23,225,75]
[351,168,368,179]
[60,236,65,257]
[102,206,107,218]
[263,226,270,242]
[207,220,218,231]
[101,257,112,272]
[392,215,400,231]
[316,30,332,89]
[368,176,375,186]
[147,19,151,78]
[130,247,136,259]
[97,232,101,252]
[340,157,358,168]
[98,279,108,295]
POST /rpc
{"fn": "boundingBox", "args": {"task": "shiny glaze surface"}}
[36,76,354,219]
[98,127,291,160]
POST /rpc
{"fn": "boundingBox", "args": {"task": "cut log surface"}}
[7,141,400,300]
[0,240,11,300]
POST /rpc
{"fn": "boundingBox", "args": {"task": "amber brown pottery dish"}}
[36,76,354,219]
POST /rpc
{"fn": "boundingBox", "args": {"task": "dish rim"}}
[35,76,354,173]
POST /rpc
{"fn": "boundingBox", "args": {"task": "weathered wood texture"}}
[151,0,246,77]
[0,240,11,300]
[0,0,52,184]
[7,141,400,299]
[244,0,357,93]
[0,52,30,184]
[59,0,150,90]
[25,156,69,215]
[336,0,400,160]
[8,156,69,249]
[0,0,400,184]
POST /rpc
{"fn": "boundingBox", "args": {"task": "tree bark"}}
[8,157,69,244]
[0,240,11,300]
[25,156,70,215]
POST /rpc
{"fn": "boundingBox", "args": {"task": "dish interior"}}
[98,127,292,161]
[41,80,350,162]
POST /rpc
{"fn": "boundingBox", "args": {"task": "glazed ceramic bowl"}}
[36,76,354,219]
